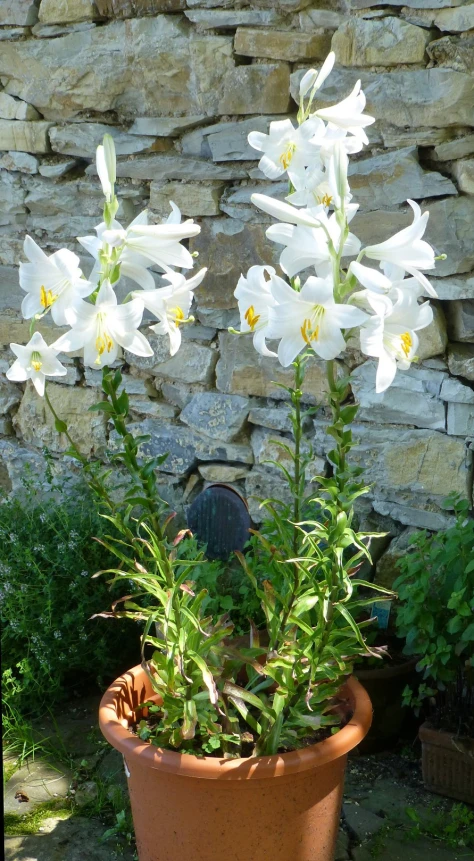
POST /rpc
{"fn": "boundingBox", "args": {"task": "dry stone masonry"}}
[1,0,474,584]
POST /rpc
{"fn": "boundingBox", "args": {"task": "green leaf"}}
[54,418,68,433]
[223,682,265,711]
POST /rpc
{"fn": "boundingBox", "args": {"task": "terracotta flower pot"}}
[419,722,474,805]
[99,664,372,861]
[355,656,419,753]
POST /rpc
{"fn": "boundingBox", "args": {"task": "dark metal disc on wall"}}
[186,483,251,560]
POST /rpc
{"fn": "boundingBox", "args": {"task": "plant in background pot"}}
[394,494,474,804]
[6,52,441,861]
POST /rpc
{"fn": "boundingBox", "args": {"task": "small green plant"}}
[394,494,474,734]
[0,478,138,717]
[406,802,474,850]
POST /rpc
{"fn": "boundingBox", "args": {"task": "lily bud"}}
[96,133,116,203]
[313,51,336,93]
[299,68,318,98]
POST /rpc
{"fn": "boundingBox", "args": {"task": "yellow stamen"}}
[301,318,320,345]
[170,306,185,325]
[279,142,296,171]
[94,313,114,364]
[318,193,333,207]
[244,305,260,332]
[400,331,413,358]
[40,285,57,309]
[31,350,42,372]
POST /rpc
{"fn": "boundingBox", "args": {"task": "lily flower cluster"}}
[7,136,205,396]
[236,52,438,392]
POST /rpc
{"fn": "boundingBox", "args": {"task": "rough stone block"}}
[127,116,208,137]
[452,158,474,194]
[234,28,331,62]
[198,463,250,482]
[446,300,474,341]
[219,64,291,115]
[0,1,38,25]
[0,380,22,414]
[374,528,419,590]
[434,134,474,161]
[50,123,153,158]
[447,342,474,381]
[0,151,38,174]
[185,9,283,28]
[332,17,430,66]
[427,34,474,74]
[0,19,235,120]
[13,383,106,457]
[417,304,448,361]
[290,67,474,129]
[447,402,474,437]
[351,361,447,431]
[440,376,474,403]
[180,392,250,442]
[248,404,294,433]
[402,4,474,32]
[150,182,224,217]
[39,0,99,24]
[0,93,40,121]
[125,334,218,386]
[96,155,245,182]
[0,120,52,154]
[95,0,184,13]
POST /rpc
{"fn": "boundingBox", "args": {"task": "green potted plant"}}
[6,53,441,861]
[394,495,474,804]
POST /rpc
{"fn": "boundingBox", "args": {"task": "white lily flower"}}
[265,274,369,366]
[314,81,375,146]
[265,208,361,278]
[53,280,152,368]
[327,142,351,210]
[248,116,325,181]
[234,265,277,358]
[349,261,392,294]
[359,286,433,392]
[78,203,200,290]
[19,236,94,326]
[286,166,332,209]
[6,331,67,397]
[132,268,207,357]
[363,200,437,297]
[300,52,336,101]
[96,134,116,203]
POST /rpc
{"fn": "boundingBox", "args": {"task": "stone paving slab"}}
[4,759,72,816]
[353,834,474,861]
[4,815,136,861]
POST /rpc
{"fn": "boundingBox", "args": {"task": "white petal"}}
[349,261,392,294]
[120,260,156,291]
[248,131,268,153]
[6,359,28,383]
[32,373,46,397]
[251,194,325,227]
[376,351,397,393]
[278,332,305,367]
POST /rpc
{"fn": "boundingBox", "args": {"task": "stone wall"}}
[1,0,474,580]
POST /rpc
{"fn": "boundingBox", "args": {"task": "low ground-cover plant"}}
[1,477,139,716]
[394,494,474,735]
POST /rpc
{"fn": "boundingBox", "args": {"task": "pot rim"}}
[355,655,418,682]
[99,664,372,781]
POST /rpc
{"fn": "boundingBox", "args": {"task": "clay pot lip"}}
[99,664,372,781]
[355,655,418,682]
[419,722,474,747]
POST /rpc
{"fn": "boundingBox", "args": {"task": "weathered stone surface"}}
[92,154,246,181]
[299,8,345,30]
[31,20,96,36]
[183,116,287,162]
[180,393,250,442]
[452,158,474,194]
[381,126,454,148]
[446,300,474,342]
[125,418,253,475]
[447,402,474,436]
[250,0,311,9]
[353,197,474,277]
[245,466,293,522]
[190,219,278,320]
[402,4,474,32]
[447,342,474,380]
[374,527,418,590]
[185,9,283,28]
[353,834,473,861]
[349,0,470,8]
[95,0,185,15]
[50,123,153,158]
[0,380,22,414]
[129,397,178,419]
[13,383,106,456]
[0,151,38,174]
[39,0,99,24]
[4,759,72,816]
[219,64,291,115]
[0,171,26,215]
[234,28,331,62]
[0,93,40,121]
[125,334,217,386]
[128,116,208,137]
[332,17,429,66]
[220,182,289,221]
[23,177,120,216]
[161,381,194,409]
[343,803,386,842]
[427,34,474,74]
[38,157,78,178]
[0,19,235,120]
[290,68,474,129]
[0,0,38,25]
[314,419,470,527]
[417,304,448,361]
[251,426,322,474]
[434,134,474,161]
[248,403,294,433]
[351,362,447,430]
[431,274,474,300]
[349,147,456,211]
[5,815,136,861]
[150,181,224,217]
[440,376,474,403]
[0,120,52,154]
[217,332,339,402]
[198,463,250,482]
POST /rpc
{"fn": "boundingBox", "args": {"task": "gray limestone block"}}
[180,392,251,442]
